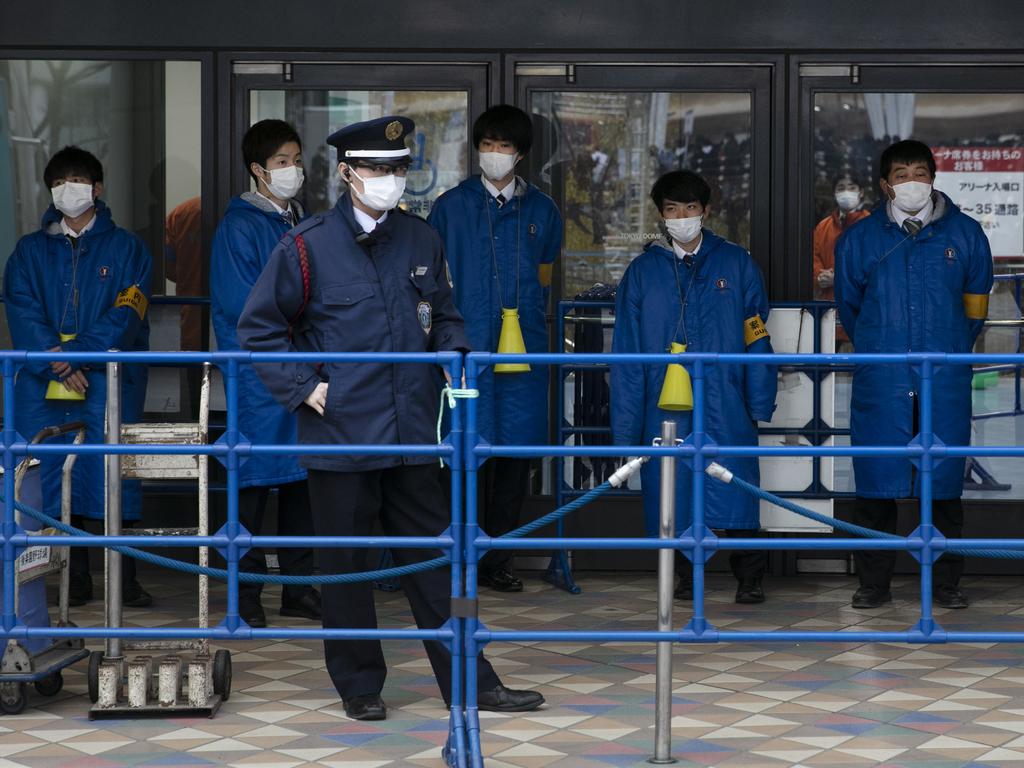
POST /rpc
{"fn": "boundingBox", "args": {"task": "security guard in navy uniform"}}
[238,116,545,721]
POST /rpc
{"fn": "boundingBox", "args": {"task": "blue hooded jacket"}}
[211,193,307,489]
[611,230,776,535]
[3,201,151,520]
[835,192,993,499]
[428,176,561,445]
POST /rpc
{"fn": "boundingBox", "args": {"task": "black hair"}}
[833,172,863,190]
[43,146,103,187]
[242,119,302,183]
[472,105,533,155]
[650,170,711,211]
[879,139,936,179]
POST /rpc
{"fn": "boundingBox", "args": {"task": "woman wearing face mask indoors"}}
[813,173,869,303]
[210,119,321,628]
[610,170,777,605]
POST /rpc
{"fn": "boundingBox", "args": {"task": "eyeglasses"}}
[351,163,410,177]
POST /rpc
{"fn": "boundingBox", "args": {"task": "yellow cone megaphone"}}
[494,307,530,373]
[657,342,693,411]
[46,333,86,401]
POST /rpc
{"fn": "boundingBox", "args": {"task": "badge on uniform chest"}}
[715,277,728,290]
[417,300,432,334]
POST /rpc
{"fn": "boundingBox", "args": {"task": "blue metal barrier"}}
[6,348,1024,768]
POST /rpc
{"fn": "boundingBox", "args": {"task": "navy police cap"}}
[326,115,415,163]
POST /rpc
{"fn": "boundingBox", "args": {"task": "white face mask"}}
[479,151,518,182]
[664,215,703,245]
[835,190,861,212]
[51,182,95,218]
[262,165,304,200]
[890,180,932,214]
[347,166,406,212]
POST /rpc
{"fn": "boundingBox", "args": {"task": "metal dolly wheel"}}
[88,362,230,719]
[0,423,90,715]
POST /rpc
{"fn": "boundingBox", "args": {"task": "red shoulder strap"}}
[287,234,312,341]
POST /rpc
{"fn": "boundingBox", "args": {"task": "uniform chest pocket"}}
[319,282,378,351]
[409,272,439,298]
[321,282,375,307]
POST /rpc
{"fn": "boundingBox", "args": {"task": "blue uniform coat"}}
[211,193,307,489]
[611,231,776,535]
[428,176,561,445]
[4,201,151,520]
[835,192,993,499]
[237,193,469,473]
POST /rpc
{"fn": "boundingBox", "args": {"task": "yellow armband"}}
[962,292,989,320]
[744,314,768,346]
[538,263,553,288]
[115,285,148,320]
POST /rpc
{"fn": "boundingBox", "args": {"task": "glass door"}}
[793,60,1024,502]
[228,60,496,219]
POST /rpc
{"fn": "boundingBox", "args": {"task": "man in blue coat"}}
[3,146,152,607]
[238,116,544,721]
[835,140,993,610]
[211,119,320,628]
[611,170,776,604]
[428,105,562,593]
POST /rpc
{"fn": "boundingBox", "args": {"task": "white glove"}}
[304,382,328,416]
[818,269,834,288]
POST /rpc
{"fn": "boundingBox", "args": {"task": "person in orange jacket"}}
[813,174,870,346]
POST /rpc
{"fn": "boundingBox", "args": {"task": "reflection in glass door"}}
[531,90,752,298]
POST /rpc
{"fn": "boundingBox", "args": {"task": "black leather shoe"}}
[239,596,267,628]
[478,684,544,713]
[852,585,892,609]
[934,585,969,609]
[344,693,387,721]
[480,567,523,593]
[674,580,693,601]
[122,581,153,608]
[281,589,322,620]
[735,579,765,604]
[69,574,93,607]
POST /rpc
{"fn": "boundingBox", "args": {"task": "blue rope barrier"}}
[706,463,1024,559]
[5,480,616,585]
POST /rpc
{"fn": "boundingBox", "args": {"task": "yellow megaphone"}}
[494,307,530,373]
[45,333,86,401]
[657,342,693,411]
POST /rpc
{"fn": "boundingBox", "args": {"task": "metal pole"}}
[651,419,677,765]
[105,357,123,661]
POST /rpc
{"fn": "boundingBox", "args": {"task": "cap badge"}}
[385,120,403,141]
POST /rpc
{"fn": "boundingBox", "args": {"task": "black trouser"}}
[442,457,531,574]
[227,481,316,605]
[69,516,138,586]
[307,465,501,703]
[675,529,768,583]
[479,458,530,573]
[852,496,964,590]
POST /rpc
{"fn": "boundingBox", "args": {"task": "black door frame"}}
[217,52,500,216]
[787,53,1024,302]
[507,52,785,298]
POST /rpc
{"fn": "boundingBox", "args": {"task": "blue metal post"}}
[2,358,17,634]
[225,358,241,631]
[446,354,468,768]
[690,358,708,634]
[918,359,935,630]
[463,357,484,768]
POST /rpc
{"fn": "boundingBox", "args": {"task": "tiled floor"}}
[6,570,1024,767]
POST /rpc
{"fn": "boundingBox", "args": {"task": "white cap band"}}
[344,149,411,158]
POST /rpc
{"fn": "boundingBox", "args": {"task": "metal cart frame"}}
[0,423,89,715]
